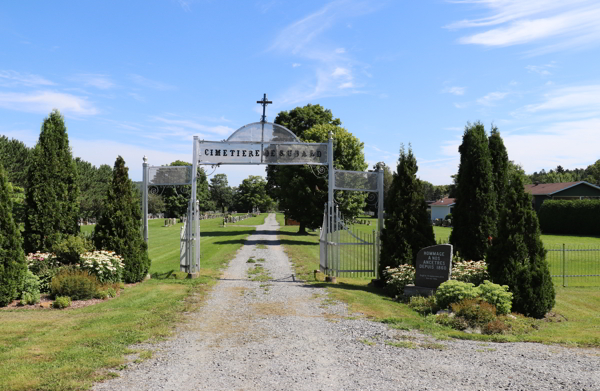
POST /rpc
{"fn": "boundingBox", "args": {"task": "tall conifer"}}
[380,145,435,274]
[450,122,496,260]
[24,110,79,253]
[487,173,555,318]
[489,127,509,217]
[94,156,150,283]
[0,164,27,306]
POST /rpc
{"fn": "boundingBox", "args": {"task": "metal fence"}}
[546,245,600,287]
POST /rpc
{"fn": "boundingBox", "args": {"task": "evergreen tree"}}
[488,127,509,211]
[0,136,31,189]
[0,164,27,306]
[380,145,435,274]
[450,122,496,261]
[94,156,150,283]
[24,110,79,253]
[486,173,555,318]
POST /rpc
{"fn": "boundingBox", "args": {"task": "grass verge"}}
[0,217,255,391]
[278,214,600,347]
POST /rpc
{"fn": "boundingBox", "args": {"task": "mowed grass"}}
[278,214,600,347]
[0,216,262,391]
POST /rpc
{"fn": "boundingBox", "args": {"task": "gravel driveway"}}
[94,213,600,391]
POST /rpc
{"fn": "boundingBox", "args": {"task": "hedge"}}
[538,199,600,236]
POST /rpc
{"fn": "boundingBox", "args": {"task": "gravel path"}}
[94,213,600,391]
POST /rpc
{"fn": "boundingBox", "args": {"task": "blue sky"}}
[1,0,599,186]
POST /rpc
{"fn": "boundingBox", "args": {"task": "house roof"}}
[430,198,455,206]
[524,181,600,195]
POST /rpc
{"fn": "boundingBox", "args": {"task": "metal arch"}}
[226,121,300,143]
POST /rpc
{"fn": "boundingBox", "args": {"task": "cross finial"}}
[257,93,272,123]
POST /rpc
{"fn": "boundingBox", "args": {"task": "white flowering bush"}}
[451,259,489,285]
[382,264,416,296]
[77,251,125,284]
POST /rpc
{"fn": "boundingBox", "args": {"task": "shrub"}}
[435,280,479,309]
[451,258,489,285]
[94,290,108,300]
[478,280,512,315]
[50,268,99,300]
[445,213,452,221]
[19,270,41,305]
[539,199,600,236]
[451,298,497,327]
[408,296,438,315]
[78,251,124,283]
[53,296,71,309]
[53,235,93,265]
[382,265,415,296]
[107,287,117,298]
[435,313,468,330]
[26,252,62,293]
[482,318,509,335]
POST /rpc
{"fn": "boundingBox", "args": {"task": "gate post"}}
[142,156,149,243]
[190,137,199,275]
[376,167,384,279]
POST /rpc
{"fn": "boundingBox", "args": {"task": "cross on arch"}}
[257,93,272,122]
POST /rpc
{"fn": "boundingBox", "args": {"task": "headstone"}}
[414,244,453,289]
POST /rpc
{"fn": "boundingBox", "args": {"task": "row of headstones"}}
[164,218,177,227]
[432,219,452,227]
[353,219,372,226]
[223,213,252,224]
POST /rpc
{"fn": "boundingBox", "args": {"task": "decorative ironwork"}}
[148,184,192,197]
[309,164,328,178]
[365,192,378,207]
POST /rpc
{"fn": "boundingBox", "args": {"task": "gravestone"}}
[415,244,453,288]
[404,244,453,297]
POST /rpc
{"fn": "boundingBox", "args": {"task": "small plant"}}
[408,296,438,316]
[477,280,512,315]
[107,287,117,298]
[53,235,94,265]
[19,270,41,304]
[435,280,480,309]
[382,265,415,296]
[435,313,468,330]
[482,318,509,335]
[26,252,62,293]
[94,290,109,300]
[53,296,71,309]
[50,268,99,300]
[247,259,256,263]
[451,259,489,285]
[451,298,497,327]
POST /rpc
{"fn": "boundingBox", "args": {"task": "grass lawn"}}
[0,216,264,391]
[279,213,600,347]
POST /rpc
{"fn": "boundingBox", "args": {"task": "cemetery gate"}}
[142,94,384,278]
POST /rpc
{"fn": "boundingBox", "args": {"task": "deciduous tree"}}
[234,175,273,212]
[209,173,233,213]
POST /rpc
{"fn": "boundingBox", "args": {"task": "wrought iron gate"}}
[320,204,379,277]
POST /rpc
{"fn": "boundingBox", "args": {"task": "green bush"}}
[94,290,109,300]
[26,252,61,293]
[451,259,489,285]
[382,265,415,296]
[408,296,438,315]
[53,296,71,309]
[19,270,41,304]
[52,235,93,265]
[539,199,600,236]
[451,298,497,327]
[478,280,512,315]
[445,213,452,221]
[482,318,509,335]
[50,268,99,300]
[106,287,117,298]
[435,280,479,309]
[435,313,468,330]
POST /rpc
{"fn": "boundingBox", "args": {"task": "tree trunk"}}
[298,222,307,235]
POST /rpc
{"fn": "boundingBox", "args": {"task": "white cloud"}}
[0,70,55,87]
[70,73,115,89]
[151,116,234,136]
[477,91,508,106]
[516,84,600,118]
[130,74,176,90]
[339,82,354,89]
[292,63,301,68]
[454,102,468,109]
[128,92,145,102]
[332,67,351,77]
[0,90,98,115]
[334,47,346,54]
[442,86,466,95]
[447,0,600,51]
